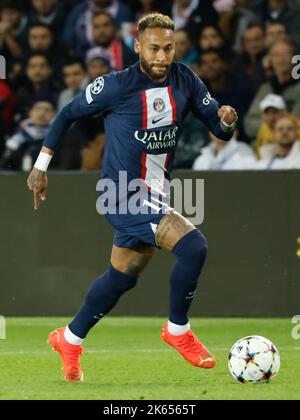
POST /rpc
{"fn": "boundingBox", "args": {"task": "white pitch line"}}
[1,347,299,356]
[0,349,171,356]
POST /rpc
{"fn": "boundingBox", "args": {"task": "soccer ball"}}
[228,336,280,384]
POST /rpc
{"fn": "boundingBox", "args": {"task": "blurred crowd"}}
[0,0,300,171]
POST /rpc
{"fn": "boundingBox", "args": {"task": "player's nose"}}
[155,50,167,62]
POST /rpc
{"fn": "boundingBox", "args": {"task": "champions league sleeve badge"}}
[91,77,105,95]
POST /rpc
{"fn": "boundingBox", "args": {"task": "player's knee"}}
[194,230,208,258]
[173,229,208,263]
[111,249,155,277]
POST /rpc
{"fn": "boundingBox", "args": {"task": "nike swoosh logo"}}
[152,116,166,125]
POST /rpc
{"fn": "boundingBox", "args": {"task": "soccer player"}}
[27,13,238,382]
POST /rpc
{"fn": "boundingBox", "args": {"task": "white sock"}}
[64,326,84,345]
[168,321,191,336]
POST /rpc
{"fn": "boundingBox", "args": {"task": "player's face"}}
[135,28,175,82]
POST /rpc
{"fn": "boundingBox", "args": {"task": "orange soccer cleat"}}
[48,327,84,382]
[161,322,216,369]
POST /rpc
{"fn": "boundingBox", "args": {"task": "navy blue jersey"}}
[44,62,232,194]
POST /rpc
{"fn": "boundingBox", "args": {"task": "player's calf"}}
[156,212,210,362]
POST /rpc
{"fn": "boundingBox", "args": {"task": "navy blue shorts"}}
[103,193,173,249]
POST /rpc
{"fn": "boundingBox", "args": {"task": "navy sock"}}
[69,265,138,339]
[169,229,208,325]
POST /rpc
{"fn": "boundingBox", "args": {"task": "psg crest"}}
[153,98,165,113]
[91,77,105,95]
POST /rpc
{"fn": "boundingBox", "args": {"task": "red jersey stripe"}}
[141,91,148,129]
[167,86,177,124]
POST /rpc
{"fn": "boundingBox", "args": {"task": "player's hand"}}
[218,106,238,126]
[27,168,48,210]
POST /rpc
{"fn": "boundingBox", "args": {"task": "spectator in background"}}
[84,12,137,71]
[129,0,169,20]
[0,79,15,133]
[255,93,300,155]
[23,24,67,77]
[232,0,261,52]
[57,55,110,171]
[0,80,16,157]
[81,55,112,170]
[122,0,171,49]
[256,0,300,45]
[163,0,218,45]
[200,49,254,139]
[15,53,58,121]
[173,114,209,169]
[192,131,256,170]
[27,0,67,40]
[174,29,198,65]
[63,0,134,56]
[58,58,90,109]
[245,40,300,139]
[0,100,56,171]
[0,0,27,64]
[86,55,111,81]
[198,25,226,52]
[256,116,300,169]
[197,24,235,61]
[232,23,266,91]
[265,21,289,48]
[263,21,290,77]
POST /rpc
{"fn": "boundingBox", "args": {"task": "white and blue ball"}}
[228,336,280,384]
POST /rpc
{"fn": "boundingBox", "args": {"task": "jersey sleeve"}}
[188,68,232,141]
[189,70,219,121]
[43,73,121,151]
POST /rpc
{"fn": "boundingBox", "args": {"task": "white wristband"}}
[220,119,237,133]
[34,152,53,172]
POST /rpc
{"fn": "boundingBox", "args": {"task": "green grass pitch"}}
[0,317,299,400]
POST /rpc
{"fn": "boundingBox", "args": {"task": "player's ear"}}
[134,38,141,54]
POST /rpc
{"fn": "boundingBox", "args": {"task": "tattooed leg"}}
[111,245,156,276]
[68,245,155,339]
[155,211,208,327]
[155,210,196,251]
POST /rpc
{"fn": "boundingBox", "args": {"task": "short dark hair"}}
[0,0,25,12]
[138,13,174,34]
[199,48,227,63]
[63,57,86,70]
[26,53,52,67]
[31,100,56,110]
[29,23,53,34]
[244,23,265,35]
[93,11,114,24]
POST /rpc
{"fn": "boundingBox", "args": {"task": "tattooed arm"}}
[27,73,122,210]
[26,146,53,210]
